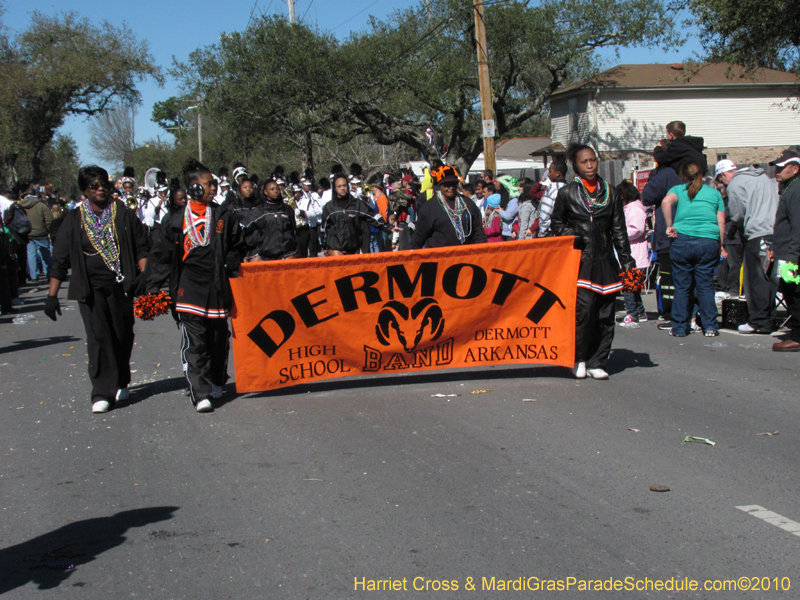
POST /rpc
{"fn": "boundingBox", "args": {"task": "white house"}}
[549,63,800,165]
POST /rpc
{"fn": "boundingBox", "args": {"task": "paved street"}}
[1,284,798,599]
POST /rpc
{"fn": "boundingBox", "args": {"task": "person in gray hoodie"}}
[18,189,53,281]
[715,160,778,333]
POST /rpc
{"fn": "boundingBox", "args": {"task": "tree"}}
[177,15,340,177]
[688,0,800,76]
[336,0,680,174]
[39,134,81,198]
[88,103,137,169]
[10,10,161,183]
[152,96,195,141]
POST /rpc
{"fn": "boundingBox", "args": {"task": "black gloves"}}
[44,295,61,321]
[132,272,149,297]
[225,252,242,277]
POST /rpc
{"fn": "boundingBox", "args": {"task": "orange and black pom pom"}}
[133,291,171,321]
[620,268,646,293]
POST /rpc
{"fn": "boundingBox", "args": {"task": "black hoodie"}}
[653,136,708,176]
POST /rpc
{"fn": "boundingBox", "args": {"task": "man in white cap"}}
[715,159,779,334]
[769,150,800,351]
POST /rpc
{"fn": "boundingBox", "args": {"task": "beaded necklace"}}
[80,199,124,282]
[183,201,210,252]
[574,176,609,212]
[780,175,799,197]
[437,191,469,243]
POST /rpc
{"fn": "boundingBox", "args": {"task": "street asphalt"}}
[0,284,798,599]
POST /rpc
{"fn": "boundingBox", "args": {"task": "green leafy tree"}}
[10,10,161,184]
[177,16,339,178]
[688,0,800,76]
[152,96,194,138]
[337,0,680,174]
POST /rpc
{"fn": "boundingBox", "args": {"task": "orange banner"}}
[230,237,581,392]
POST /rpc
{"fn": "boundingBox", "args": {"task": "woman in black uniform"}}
[45,165,149,413]
[550,145,634,380]
[410,166,486,249]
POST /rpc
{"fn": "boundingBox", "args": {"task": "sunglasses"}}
[86,182,108,191]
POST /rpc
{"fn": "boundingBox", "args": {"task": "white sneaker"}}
[691,322,702,332]
[196,399,213,413]
[738,323,755,333]
[92,400,110,413]
[10,298,23,306]
[574,362,586,379]
[587,368,609,380]
[210,384,223,399]
[116,388,129,401]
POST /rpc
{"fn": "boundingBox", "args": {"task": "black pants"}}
[780,280,800,343]
[743,236,777,329]
[656,253,673,319]
[718,244,743,295]
[575,288,616,369]
[295,226,311,258]
[78,284,135,404]
[178,313,230,406]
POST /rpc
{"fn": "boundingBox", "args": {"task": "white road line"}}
[737,505,800,536]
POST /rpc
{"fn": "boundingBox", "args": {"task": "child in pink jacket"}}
[483,193,503,243]
[618,181,650,327]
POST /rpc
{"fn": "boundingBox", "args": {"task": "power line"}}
[330,0,382,33]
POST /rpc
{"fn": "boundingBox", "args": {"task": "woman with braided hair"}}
[550,144,635,380]
[45,165,149,413]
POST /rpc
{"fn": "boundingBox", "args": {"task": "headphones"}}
[188,183,204,200]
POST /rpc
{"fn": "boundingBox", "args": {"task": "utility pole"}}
[473,0,495,174]
[288,0,295,23]
[197,109,203,163]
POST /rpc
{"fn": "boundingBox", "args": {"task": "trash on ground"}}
[627,428,641,433]
[704,341,727,348]
[471,389,491,395]
[738,343,762,350]
[682,435,715,446]
[757,431,779,436]
[431,393,459,397]
[12,313,36,324]
[650,485,670,492]
[523,398,537,402]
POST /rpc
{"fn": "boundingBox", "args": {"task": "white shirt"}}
[137,195,166,228]
[297,191,324,227]
[0,195,13,219]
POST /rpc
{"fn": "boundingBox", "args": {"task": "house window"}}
[717,153,728,161]
[568,98,578,134]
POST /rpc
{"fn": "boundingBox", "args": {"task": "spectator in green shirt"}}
[662,162,726,337]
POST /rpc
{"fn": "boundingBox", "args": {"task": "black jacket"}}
[320,194,384,254]
[146,203,247,309]
[223,195,297,259]
[550,180,635,270]
[51,200,149,302]
[773,176,800,263]
[641,165,681,252]
[410,195,487,249]
[653,136,708,175]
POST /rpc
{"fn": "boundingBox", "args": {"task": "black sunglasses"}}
[86,182,107,191]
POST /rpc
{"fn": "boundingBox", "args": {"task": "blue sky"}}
[4,0,701,165]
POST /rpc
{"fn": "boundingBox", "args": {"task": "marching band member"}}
[146,159,247,413]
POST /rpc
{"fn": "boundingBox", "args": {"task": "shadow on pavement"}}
[122,377,187,408]
[0,506,179,594]
[0,335,81,355]
[248,364,575,399]
[607,348,658,375]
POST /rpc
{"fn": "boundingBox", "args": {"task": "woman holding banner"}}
[411,166,486,249]
[550,145,635,380]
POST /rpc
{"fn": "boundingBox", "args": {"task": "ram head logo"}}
[375,299,445,353]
